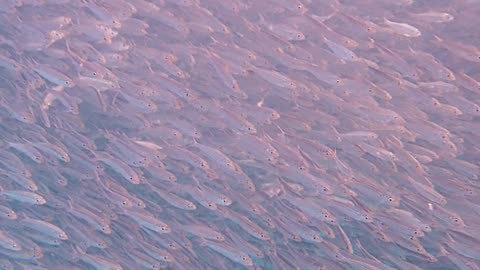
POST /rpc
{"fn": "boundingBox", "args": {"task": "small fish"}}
[248,66,297,89]
[1,190,46,205]
[77,75,118,92]
[180,224,225,241]
[152,187,197,211]
[96,152,141,184]
[201,239,254,267]
[20,215,68,240]
[0,258,13,270]
[126,210,171,234]
[133,140,163,151]
[22,231,62,247]
[323,37,358,61]
[383,18,421,37]
[77,252,123,270]
[120,18,150,36]
[0,205,17,220]
[113,91,158,114]
[1,98,36,124]
[127,248,166,269]
[8,142,45,164]
[218,207,270,241]
[82,2,122,29]
[66,38,106,63]
[327,196,374,224]
[433,35,480,63]
[179,185,218,210]
[267,23,306,41]
[67,202,112,235]
[32,142,71,163]
[30,62,75,88]
[0,54,21,72]
[0,231,21,251]
[355,142,398,162]
[66,222,109,250]
[188,141,240,175]
[134,240,175,263]
[410,12,454,23]
[276,214,324,243]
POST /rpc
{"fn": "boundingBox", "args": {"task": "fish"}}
[162,145,217,178]
[141,8,189,34]
[0,205,17,220]
[326,196,374,224]
[445,230,480,260]
[151,187,197,211]
[77,75,118,92]
[67,202,113,235]
[383,18,422,37]
[66,38,106,63]
[81,2,122,29]
[7,142,45,164]
[0,150,32,178]
[409,12,454,23]
[0,53,21,72]
[66,222,109,250]
[76,251,123,270]
[120,17,150,36]
[265,21,306,41]
[95,152,141,184]
[180,224,225,241]
[103,132,149,167]
[201,239,254,267]
[71,21,119,44]
[323,36,358,62]
[276,214,324,243]
[218,207,270,241]
[32,142,71,163]
[0,259,13,270]
[433,35,480,63]
[1,190,46,205]
[0,231,21,251]
[187,141,240,175]
[20,215,68,240]
[248,65,297,89]
[133,239,175,263]
[1,98,36,124]
[126,210,171,234]
[404,46,456,81]
[176,185,218,211]
[29,62,75,88]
